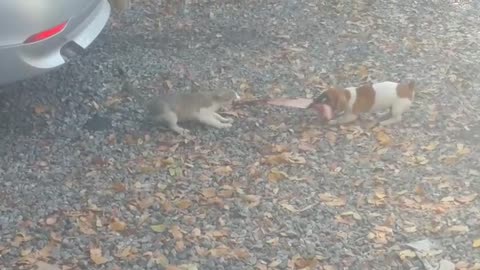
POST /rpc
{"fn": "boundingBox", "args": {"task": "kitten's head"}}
[212,89,240,105]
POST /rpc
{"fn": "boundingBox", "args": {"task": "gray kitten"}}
[145,90,239,135]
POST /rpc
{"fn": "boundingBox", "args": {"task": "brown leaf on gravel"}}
[77,217,96,235]
[206,229,229,240]
[46,216,57,225]
[109,219,127,232]
[421,141,439,151]
[455,194,477,204]
[292,254,319,269]
[11,232,32,247]
[208,245,231,258]
[38,241,58,258]
[146,251,169,267]
[175,240,186,252]
[214,166,233,176]
[318,193,346,207]
[218,185,235,198]
[90,247,108,265]
[325,131,337,145]
[112,183,126,193]
[150,224,167,233]
[398,249,417,261]
[169,225,184,240]
[263,152,306,165]
[241,194,261,208]
[368,226,393,245]
[232,248,250,260]
[175,199,192,210]
[375,130,392,146]
[201,188,217,198]
[280,202,298,212]
[207,245,250,260]
[267,169,289,183]
[473,239,480,248]
[34,261,61,270]
[115,246,136,260]
[135,197,155,211]
[447,225,469,234]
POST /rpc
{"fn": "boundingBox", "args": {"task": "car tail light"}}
[24,21,68,44]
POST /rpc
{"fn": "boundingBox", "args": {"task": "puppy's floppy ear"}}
[308,91,329,108]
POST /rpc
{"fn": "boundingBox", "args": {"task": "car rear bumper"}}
[0,0,111,86]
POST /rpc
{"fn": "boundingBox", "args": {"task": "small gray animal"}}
[116,66,238,135]
[145,90,239,135]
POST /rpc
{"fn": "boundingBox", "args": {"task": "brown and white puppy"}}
[308,81,415,126]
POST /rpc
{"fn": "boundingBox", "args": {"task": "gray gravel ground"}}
[2,0,480,269]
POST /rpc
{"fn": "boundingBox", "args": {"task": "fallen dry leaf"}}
[175,199,192,210]
[473,239,480,248]
[208,246,231,258]
[455,194,477,204]
[403,226,417,233]
[422,141,439,151]
[201,188,217,198]
[109,219,127,232]
[46,216,57,225]
[358,65,369,79]
[318,193,346,207]
[263,152,306,165]
[116,246,136,260]
[77,218,96,235]
[268,169,289,183]
[232,248,251,260]
[441,196,455,202]
[90,247,108,265]
[175,240,186,252]
[280,202,298,212]
[398,249,417,261]
[456,143,471,156]
[214,166,233,176]
[292,255,319,269]
[35,261,61,270]
[151,224,167,233]
[242,194,261,208]
[447,225,469,234]
[147,251,169,267]
[375,130,392,146]
[340,211,362,220]
[169,225,183,240]
[206,229,229,239]
[112,183,126,193]
[11,233,32,247]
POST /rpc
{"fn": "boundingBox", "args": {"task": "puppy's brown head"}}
[309,87,350,113]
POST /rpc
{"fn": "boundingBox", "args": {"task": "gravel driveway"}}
[2,0,480,269]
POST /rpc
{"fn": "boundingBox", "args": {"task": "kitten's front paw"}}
[219,123,233,128]
[223,118,234,123]
[174,127,190,136]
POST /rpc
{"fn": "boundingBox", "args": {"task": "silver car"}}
[0,0,112,86]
